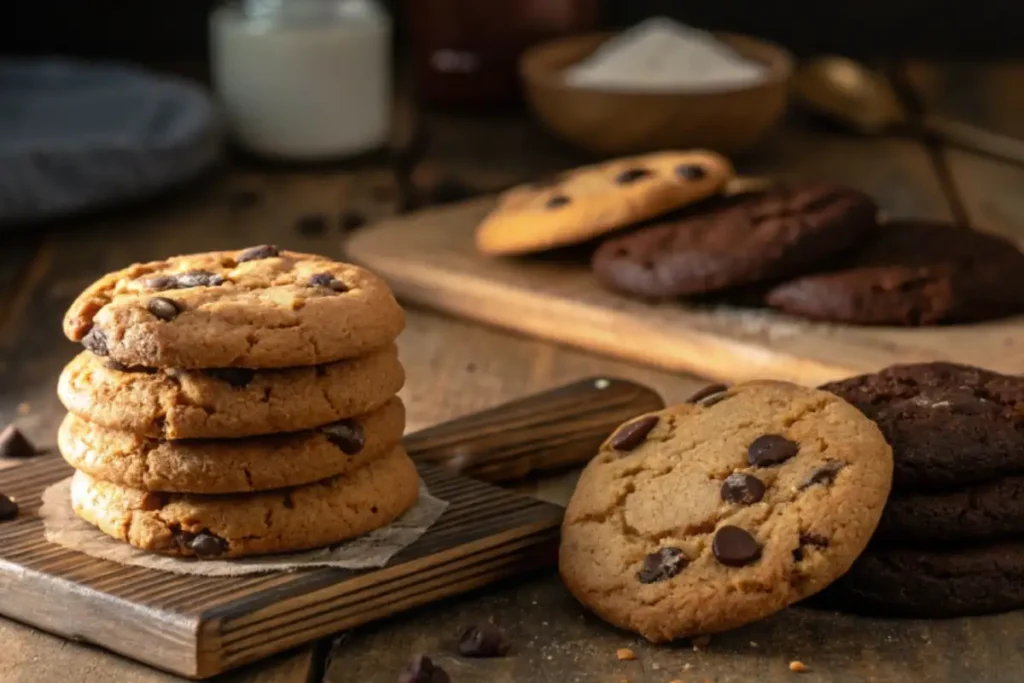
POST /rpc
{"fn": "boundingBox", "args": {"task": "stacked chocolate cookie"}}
[821,362,1024,616]
[56,246,415,559]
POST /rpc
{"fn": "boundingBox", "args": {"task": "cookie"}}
[70,445,420,558]
[825,542,1024,617]
[58,344,404,439]
[822,362,1024,490]
[766,221,1024,325]
[474,150,733,256]
[63,247,405,369]
[876,476,1024,544]
[559,380,892,642]
[591,184,878,298]
[59,397,405,493]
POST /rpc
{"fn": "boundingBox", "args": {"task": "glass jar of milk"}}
[211,0,391,161]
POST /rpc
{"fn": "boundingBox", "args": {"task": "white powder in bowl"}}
[564,17,767,93]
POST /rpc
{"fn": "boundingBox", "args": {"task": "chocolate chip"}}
[747,434,799,467]
[800,460,846,490]
[322,419,365,454]
[175,270,225,288]
[637,547,688,583]
[204,368,256,388]
[792,533,828,562]
[0,494,17,521]
[0,425,37,459]
[340,211,368,231]
[458,625,511,657]
[308,273,349,292]
[398,655,450,683]
[609,415,659,452]
[677,164,707,180]
[546,195,570,209]
[237,244,279,263]
[188,531,229,559]
[686,383,729,405]
[147,297,181,321]
[720,472,766,505]
[616,167,653,184]
[713,526,762,567]
[143,274,176,291]
[82,327,109,356]
[103,359,128,371]
[282,493,294,509]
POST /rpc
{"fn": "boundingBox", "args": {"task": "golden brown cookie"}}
[474,150,733,255]
[58,344,404,439]
[70,445,420,558]
[559,381,893,642]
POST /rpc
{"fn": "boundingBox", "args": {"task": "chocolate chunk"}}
[720,472,766,505]
[458,624,511,657]
[147,297,181,321]
[82,327,109,356]
[546,195,571,209]
[0,494,17,521]
[793,533,828,561]
[204,368,256,388]
[0,425,37,459]
[103,359,129,372]
[616,168,653,184]
[188,531,229,559]
[800,460,846,490]
[308,273,349,292]
[747,434,799,467]
[322,419,365,454]
[398,655,450,683]
[143,274,176,291]
[637,547,688,583]
[713,526,762,567]
[176,270,225,288]
[686,383,729,405]
[237,244,279,263]
[676,164,707,180]
[610,415,659,452]
[296,213,329,235]
[340,211,368,231]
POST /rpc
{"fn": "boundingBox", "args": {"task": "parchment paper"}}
[39,477,448,576]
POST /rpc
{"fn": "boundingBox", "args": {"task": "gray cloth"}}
[0,59,222,224]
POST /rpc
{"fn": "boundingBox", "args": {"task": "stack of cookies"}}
[56,246,415,559]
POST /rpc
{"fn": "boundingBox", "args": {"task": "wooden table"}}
[1,62,1023,683]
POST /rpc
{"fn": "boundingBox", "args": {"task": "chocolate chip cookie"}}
[475,150,733,256]
[63,247,405,369]
[59,398,405,493]
[559,380,893,642]
[591,184,879,298]
[58,344,404,439]
[70,445,420,558]
[822,362,1024,490]
[766,221,1024,325]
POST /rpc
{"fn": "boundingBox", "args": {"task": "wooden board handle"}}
[403,377,665,483]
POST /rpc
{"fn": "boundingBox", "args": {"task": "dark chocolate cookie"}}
[825,542,1024,617]
[591,184,878,298]
[822,362,1024,490]
[766,221,1024,325]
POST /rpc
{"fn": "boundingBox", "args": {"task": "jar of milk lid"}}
[210,0,391,161]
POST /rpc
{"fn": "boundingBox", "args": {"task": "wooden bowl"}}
[520,32,793,156]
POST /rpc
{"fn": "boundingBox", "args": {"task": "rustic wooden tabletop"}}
[0,61,1022,683]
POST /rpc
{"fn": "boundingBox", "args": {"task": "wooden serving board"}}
[0,378,662,680]
[347,197,1024,386]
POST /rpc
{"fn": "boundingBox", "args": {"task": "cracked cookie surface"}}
[63,247,405,369]
[559,380,893,642]
[59,397,405,493]
[58,344,404,439]
[70,445,420,558]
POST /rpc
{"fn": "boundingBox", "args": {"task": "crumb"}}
[616,648,637,661]
[651,662,660,670]
[691,635,712,650]
[789,661,808,673]
[16,403,29,416]
[683,663,693,671]
[749,641,758,647]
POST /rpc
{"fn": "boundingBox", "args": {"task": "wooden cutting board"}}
[0,378,663,680]
[347,197,1024,386]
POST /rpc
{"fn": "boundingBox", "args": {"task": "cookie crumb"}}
[682,663,693,671]
[750,641,758,647]
[16,403,30,415]
[789,660,808,673]
[616,648,637,661]
[691,635,712,649]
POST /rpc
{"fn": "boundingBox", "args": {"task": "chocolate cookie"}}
[822,362,1024,490]
[559,380,893,642]
[591,184,878,298]
[766,221,1024,325]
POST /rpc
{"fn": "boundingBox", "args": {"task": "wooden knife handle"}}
[403,377,665,483]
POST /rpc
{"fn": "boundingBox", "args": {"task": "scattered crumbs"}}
[532,601,538,605]
[546,655,553,661]
[541,621,548,626]
[683,662,693,671]
[789,661,808,673]
[16,403,30,416]
[651,662,660,670]
[616,648,637,661]
[691,635,712,650]
[749,641,758,648]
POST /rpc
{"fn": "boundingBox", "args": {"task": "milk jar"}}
[211,0,392,160]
